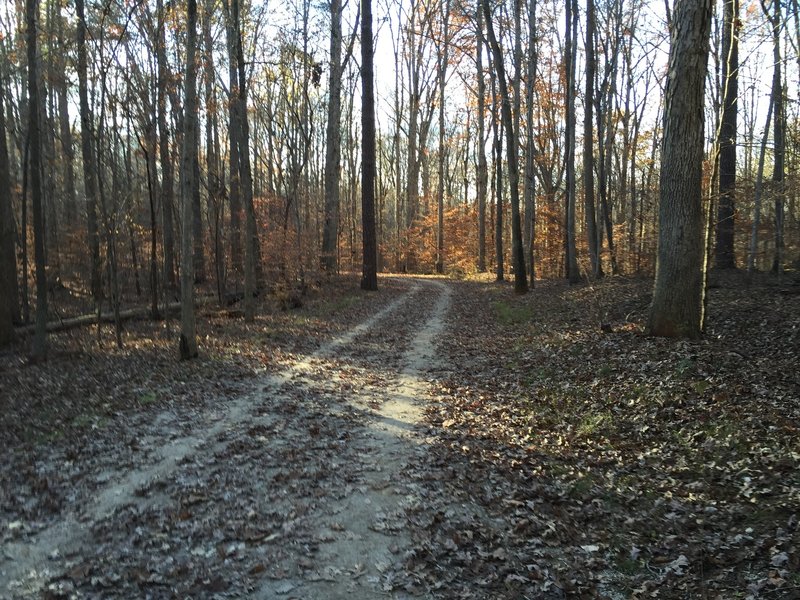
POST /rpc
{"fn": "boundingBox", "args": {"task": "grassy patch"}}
[139,391,158,405]
[493,300,537,326]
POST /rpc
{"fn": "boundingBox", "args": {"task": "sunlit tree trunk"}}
[648,0,712,339]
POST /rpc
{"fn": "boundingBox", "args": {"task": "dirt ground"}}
[1,273,798,599]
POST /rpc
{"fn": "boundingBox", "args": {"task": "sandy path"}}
[1,278,450,599]
[257,279,451,599]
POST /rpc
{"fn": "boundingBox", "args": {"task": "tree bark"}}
[648,0,712,339]
[179,0,200,359]
[584,0,601,279]
[476,0,488,273]
[764,0,784,274]
[435,0,450,274]
[27,0,48,360]
[156,0,177,291]
[482,0,527,294]
[76,0,102,310]
[715,0,739,269]
[523,0,537,286]
[0,76,17,344]
[360,0,378,291]
[322,0,344,273]
[564,0,580,283]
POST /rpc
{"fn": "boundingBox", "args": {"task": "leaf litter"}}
[1,273,798,599]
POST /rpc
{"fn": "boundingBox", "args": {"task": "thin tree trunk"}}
[435,0,450,274]
[76,0,102,311]
[747,83,773,273]
[179,0,199,359]
[360,0,378,291]
[322,0,343,273]
[476,0,488,273]
[715,0,739,269]
[763,0,784,274]
[523,0,537,286]
[27,0,48,360]
[584,0,601,278]
[564,0,580,283]
[157,0,176,291]
[0,74,17,343]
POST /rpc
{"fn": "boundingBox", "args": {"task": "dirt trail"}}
[1,278,451,599]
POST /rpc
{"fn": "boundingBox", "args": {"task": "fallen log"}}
[14,302,182,335]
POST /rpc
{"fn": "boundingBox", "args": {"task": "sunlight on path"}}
[256,280,452,599]
[0,282,421,598]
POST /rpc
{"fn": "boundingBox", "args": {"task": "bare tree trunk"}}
[322,0,344,273]
[648,0,712,339]
[483,0,527,293]
[55,9,77,227]
[476,0,488,273]
[203,0,224,300]
[179,0,200,359]
[435,0,450,274]
[27,0,48,360]
[156,0,176,292]
[0,77,17,344]
[76,0,102,311]
[715,0,739,269]
[360,0,378,291]
[229,0,258,320]
[584,0,601,279]
[488,45,503,282]
[763,0,785,274]
[747,82,773,273]
[564,0,580,283]
[523,0,537,286]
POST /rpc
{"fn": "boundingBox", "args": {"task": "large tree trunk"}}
[179,0,200,359]
[360,0,378,291]
[715,0,739,269]
[27,0,48,360]
[648,0,712,339]
[321,0,343,273]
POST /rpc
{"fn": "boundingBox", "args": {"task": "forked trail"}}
[1,278,451,599]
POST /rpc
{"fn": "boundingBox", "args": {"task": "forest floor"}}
[0,272,798,599]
